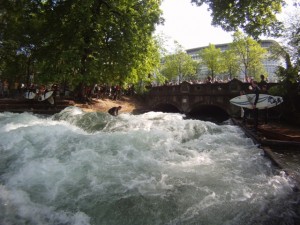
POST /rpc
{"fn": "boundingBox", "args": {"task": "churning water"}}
[0,107,299,225]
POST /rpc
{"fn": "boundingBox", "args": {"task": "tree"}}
[229,31,267,81]
[266,7,300,119]
[279,6,300,66]
[222,49,240,80]
[124,36,165,93]
[0,0,47,83]
[191,0,284,38]
[268,41,299,113]
[160,42,197,83]
[221,49,240,80]
[198,43,224,80]
[0,0,163,90]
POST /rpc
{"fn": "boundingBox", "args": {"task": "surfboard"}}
[37,91,53,102]
[230,94,283,109]
[47,96,55,105]
[24,91,36,99]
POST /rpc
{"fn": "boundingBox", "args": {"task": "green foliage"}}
[268,35,299,114]
[124,37,163,92]
[191,0,284,38]
[276,65,299,85]
[198,44,224,80]
[160,43,197,83]
[271,65,299,112]
[221,49,240,79]
[279,7,300,65]
[267,85,284,96]
[229,31,267,81]
[0,0,163,90]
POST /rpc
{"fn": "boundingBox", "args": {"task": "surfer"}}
[240,90,250,125]
[259,75,269,124]
[250,80,260,131]
[108,106,122,116]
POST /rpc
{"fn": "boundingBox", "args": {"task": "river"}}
[0,106,299,225]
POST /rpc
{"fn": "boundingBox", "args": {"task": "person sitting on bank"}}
[108,106,122,116]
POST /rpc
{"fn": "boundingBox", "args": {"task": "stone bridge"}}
[147,79,278,121]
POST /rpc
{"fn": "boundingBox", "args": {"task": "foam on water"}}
[0,107,299,225]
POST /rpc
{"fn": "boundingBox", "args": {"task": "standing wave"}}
[0,108,299,225]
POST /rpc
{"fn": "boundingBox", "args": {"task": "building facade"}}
[186,40,283,82]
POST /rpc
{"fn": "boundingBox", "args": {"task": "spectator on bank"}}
[128,84,135,96]
[3,79,9,98]
[39,84,47,95]
[13,81,19,98]
[206,76,212,84]
[0,80,3,97]
[93,84,100,99]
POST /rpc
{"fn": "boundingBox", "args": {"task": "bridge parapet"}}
[147,79,278,116]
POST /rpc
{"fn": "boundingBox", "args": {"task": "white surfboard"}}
[47,96,55,105]
[24,91,36,99]
[230,94,283,109]
[37,91,53,102]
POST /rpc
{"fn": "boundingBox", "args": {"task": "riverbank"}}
[74,95,150,114]
[0,95,150,115]
[1,96,300,146]
[232,118,300,189]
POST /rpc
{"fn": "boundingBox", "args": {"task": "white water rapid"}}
[0,107,299,225]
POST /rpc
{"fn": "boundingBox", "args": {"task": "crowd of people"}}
[0,80,136,101]
[73,84,135,102]
[0,80,61,99]
[72,84,134,116]
[0,75,294,120]
[151,75,271,87]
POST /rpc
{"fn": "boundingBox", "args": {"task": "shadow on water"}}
[187,105,229,124]
[152,104,180,113]
[152,103,230,124]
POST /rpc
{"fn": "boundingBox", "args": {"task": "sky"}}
[155,0,233,51]
[155,0,297,52]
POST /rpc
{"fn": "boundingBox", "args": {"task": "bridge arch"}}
[146,79,279,121]
[186,103,230,122]
[152,102,181,113]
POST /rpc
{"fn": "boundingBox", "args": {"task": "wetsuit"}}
[252,85,260,130]
[108,107,120,116]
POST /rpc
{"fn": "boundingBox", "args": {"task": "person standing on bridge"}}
[259,74,268,88]
[205,76,212,84]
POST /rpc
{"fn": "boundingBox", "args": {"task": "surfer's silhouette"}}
[108,106,122,116]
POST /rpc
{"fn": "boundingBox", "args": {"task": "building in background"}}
[186,40,283,82]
